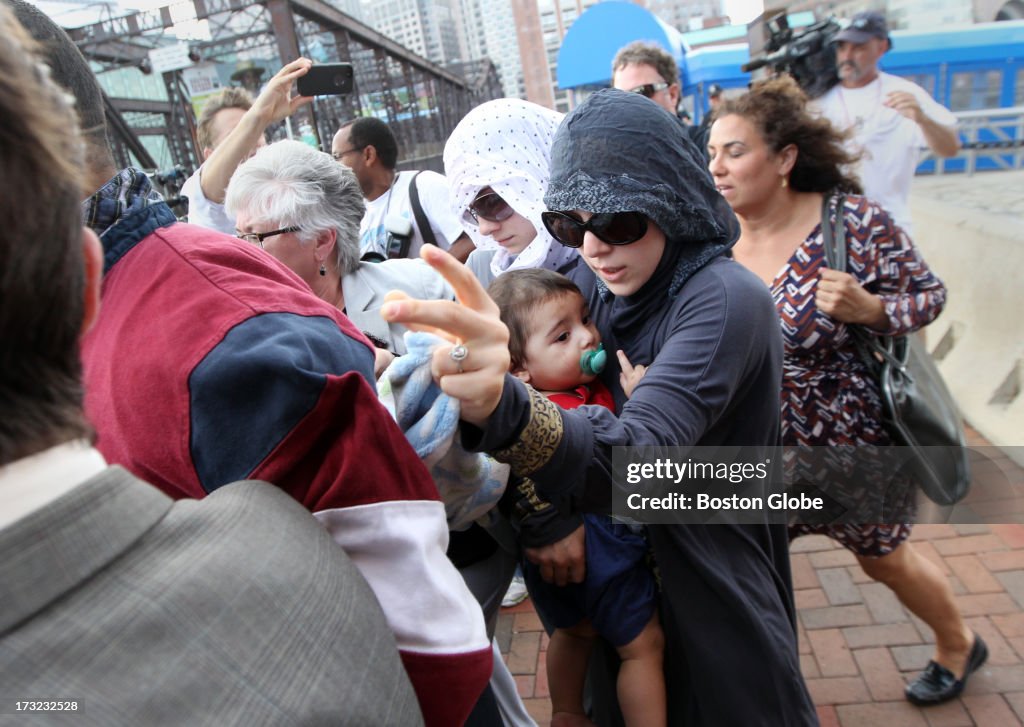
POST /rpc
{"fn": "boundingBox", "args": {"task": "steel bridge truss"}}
[67,0,503,175]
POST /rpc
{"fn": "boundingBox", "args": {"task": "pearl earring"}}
[781,177,789,189]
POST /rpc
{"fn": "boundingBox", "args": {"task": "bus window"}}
[900,73,936,99]
[1016,69,1024,106]
[950,70,1002,111]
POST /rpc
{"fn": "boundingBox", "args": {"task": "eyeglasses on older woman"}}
[235,226,301,248]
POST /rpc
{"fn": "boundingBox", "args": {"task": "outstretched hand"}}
[381,245,511,426]
[617,350,647,398]
[253,57,314,125]
[199,58,315,204]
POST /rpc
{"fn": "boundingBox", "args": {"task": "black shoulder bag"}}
[376,171,437,260]
[403,170,437,256]
[820,195,971,505]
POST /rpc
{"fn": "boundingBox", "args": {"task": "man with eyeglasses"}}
[814,11,959,235]
[181,59,314,234]
[610,40,682,118]
[332,117,475,263]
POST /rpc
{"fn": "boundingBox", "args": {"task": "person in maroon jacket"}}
[7,2,490,723]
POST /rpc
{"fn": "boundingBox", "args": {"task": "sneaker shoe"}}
[501,575,529,608]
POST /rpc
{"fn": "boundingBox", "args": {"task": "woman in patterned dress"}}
[708,75,986,706]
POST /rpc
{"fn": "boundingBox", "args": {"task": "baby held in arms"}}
[488,268,664,727]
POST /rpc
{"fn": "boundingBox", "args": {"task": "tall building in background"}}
[333,0,365,22]
[432,0,466,61]
[365,0,464,64]
[478,0,524,98]
[361,0,738,109]
[459,0,488,62]
[512,0,600,111]
[457,0,523,98]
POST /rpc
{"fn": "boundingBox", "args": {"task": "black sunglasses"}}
[466,191,514,223]
[627,82,670,99]
[541,211,648,248]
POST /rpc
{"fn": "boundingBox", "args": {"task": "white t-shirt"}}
[815,72,957,235]
[359,170,464,260]
[181,164,236,235]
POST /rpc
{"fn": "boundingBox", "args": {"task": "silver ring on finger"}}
[449,343,469,373]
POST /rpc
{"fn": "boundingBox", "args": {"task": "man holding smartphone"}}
[181,58,314,234]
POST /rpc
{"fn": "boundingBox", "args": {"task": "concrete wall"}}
[910,170,1024,463]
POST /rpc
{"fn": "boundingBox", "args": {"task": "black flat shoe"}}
[905,635,989,706]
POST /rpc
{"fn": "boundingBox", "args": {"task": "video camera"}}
[150,165,189,220]
[742,14,841,99]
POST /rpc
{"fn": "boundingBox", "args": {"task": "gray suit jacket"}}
[0,468,422,726]
[342,259,453,355]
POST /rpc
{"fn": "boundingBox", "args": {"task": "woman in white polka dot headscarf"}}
[444,98,580,284]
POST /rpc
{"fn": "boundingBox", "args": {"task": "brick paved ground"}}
[497,431,1024,726]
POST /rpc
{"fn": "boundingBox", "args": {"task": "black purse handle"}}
[820,193,846,273]
[820,194,903,371]
[407,171,437,253]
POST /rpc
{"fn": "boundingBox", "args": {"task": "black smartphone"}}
[297,63,354,96]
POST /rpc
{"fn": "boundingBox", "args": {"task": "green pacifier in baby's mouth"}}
[580,343,607,376]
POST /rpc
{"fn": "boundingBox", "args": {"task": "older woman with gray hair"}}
[225,139,452,364]
[226,138,527,726]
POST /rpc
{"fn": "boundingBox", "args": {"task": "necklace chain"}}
[837,76,883,133]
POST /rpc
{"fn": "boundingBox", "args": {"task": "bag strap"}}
[821,193,846,272]
[820,193,895,368]
[407,170,437,254]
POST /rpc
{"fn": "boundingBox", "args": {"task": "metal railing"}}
[68,0,503,174]
[919,106,1024,176]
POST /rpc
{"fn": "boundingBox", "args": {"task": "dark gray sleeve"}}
[469,265,781,512]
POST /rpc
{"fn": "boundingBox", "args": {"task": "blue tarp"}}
[555,1,684,90]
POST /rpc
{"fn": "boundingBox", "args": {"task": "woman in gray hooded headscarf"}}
[383,89,817,725]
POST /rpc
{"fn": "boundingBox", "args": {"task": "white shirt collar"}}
[0,440,108,530]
